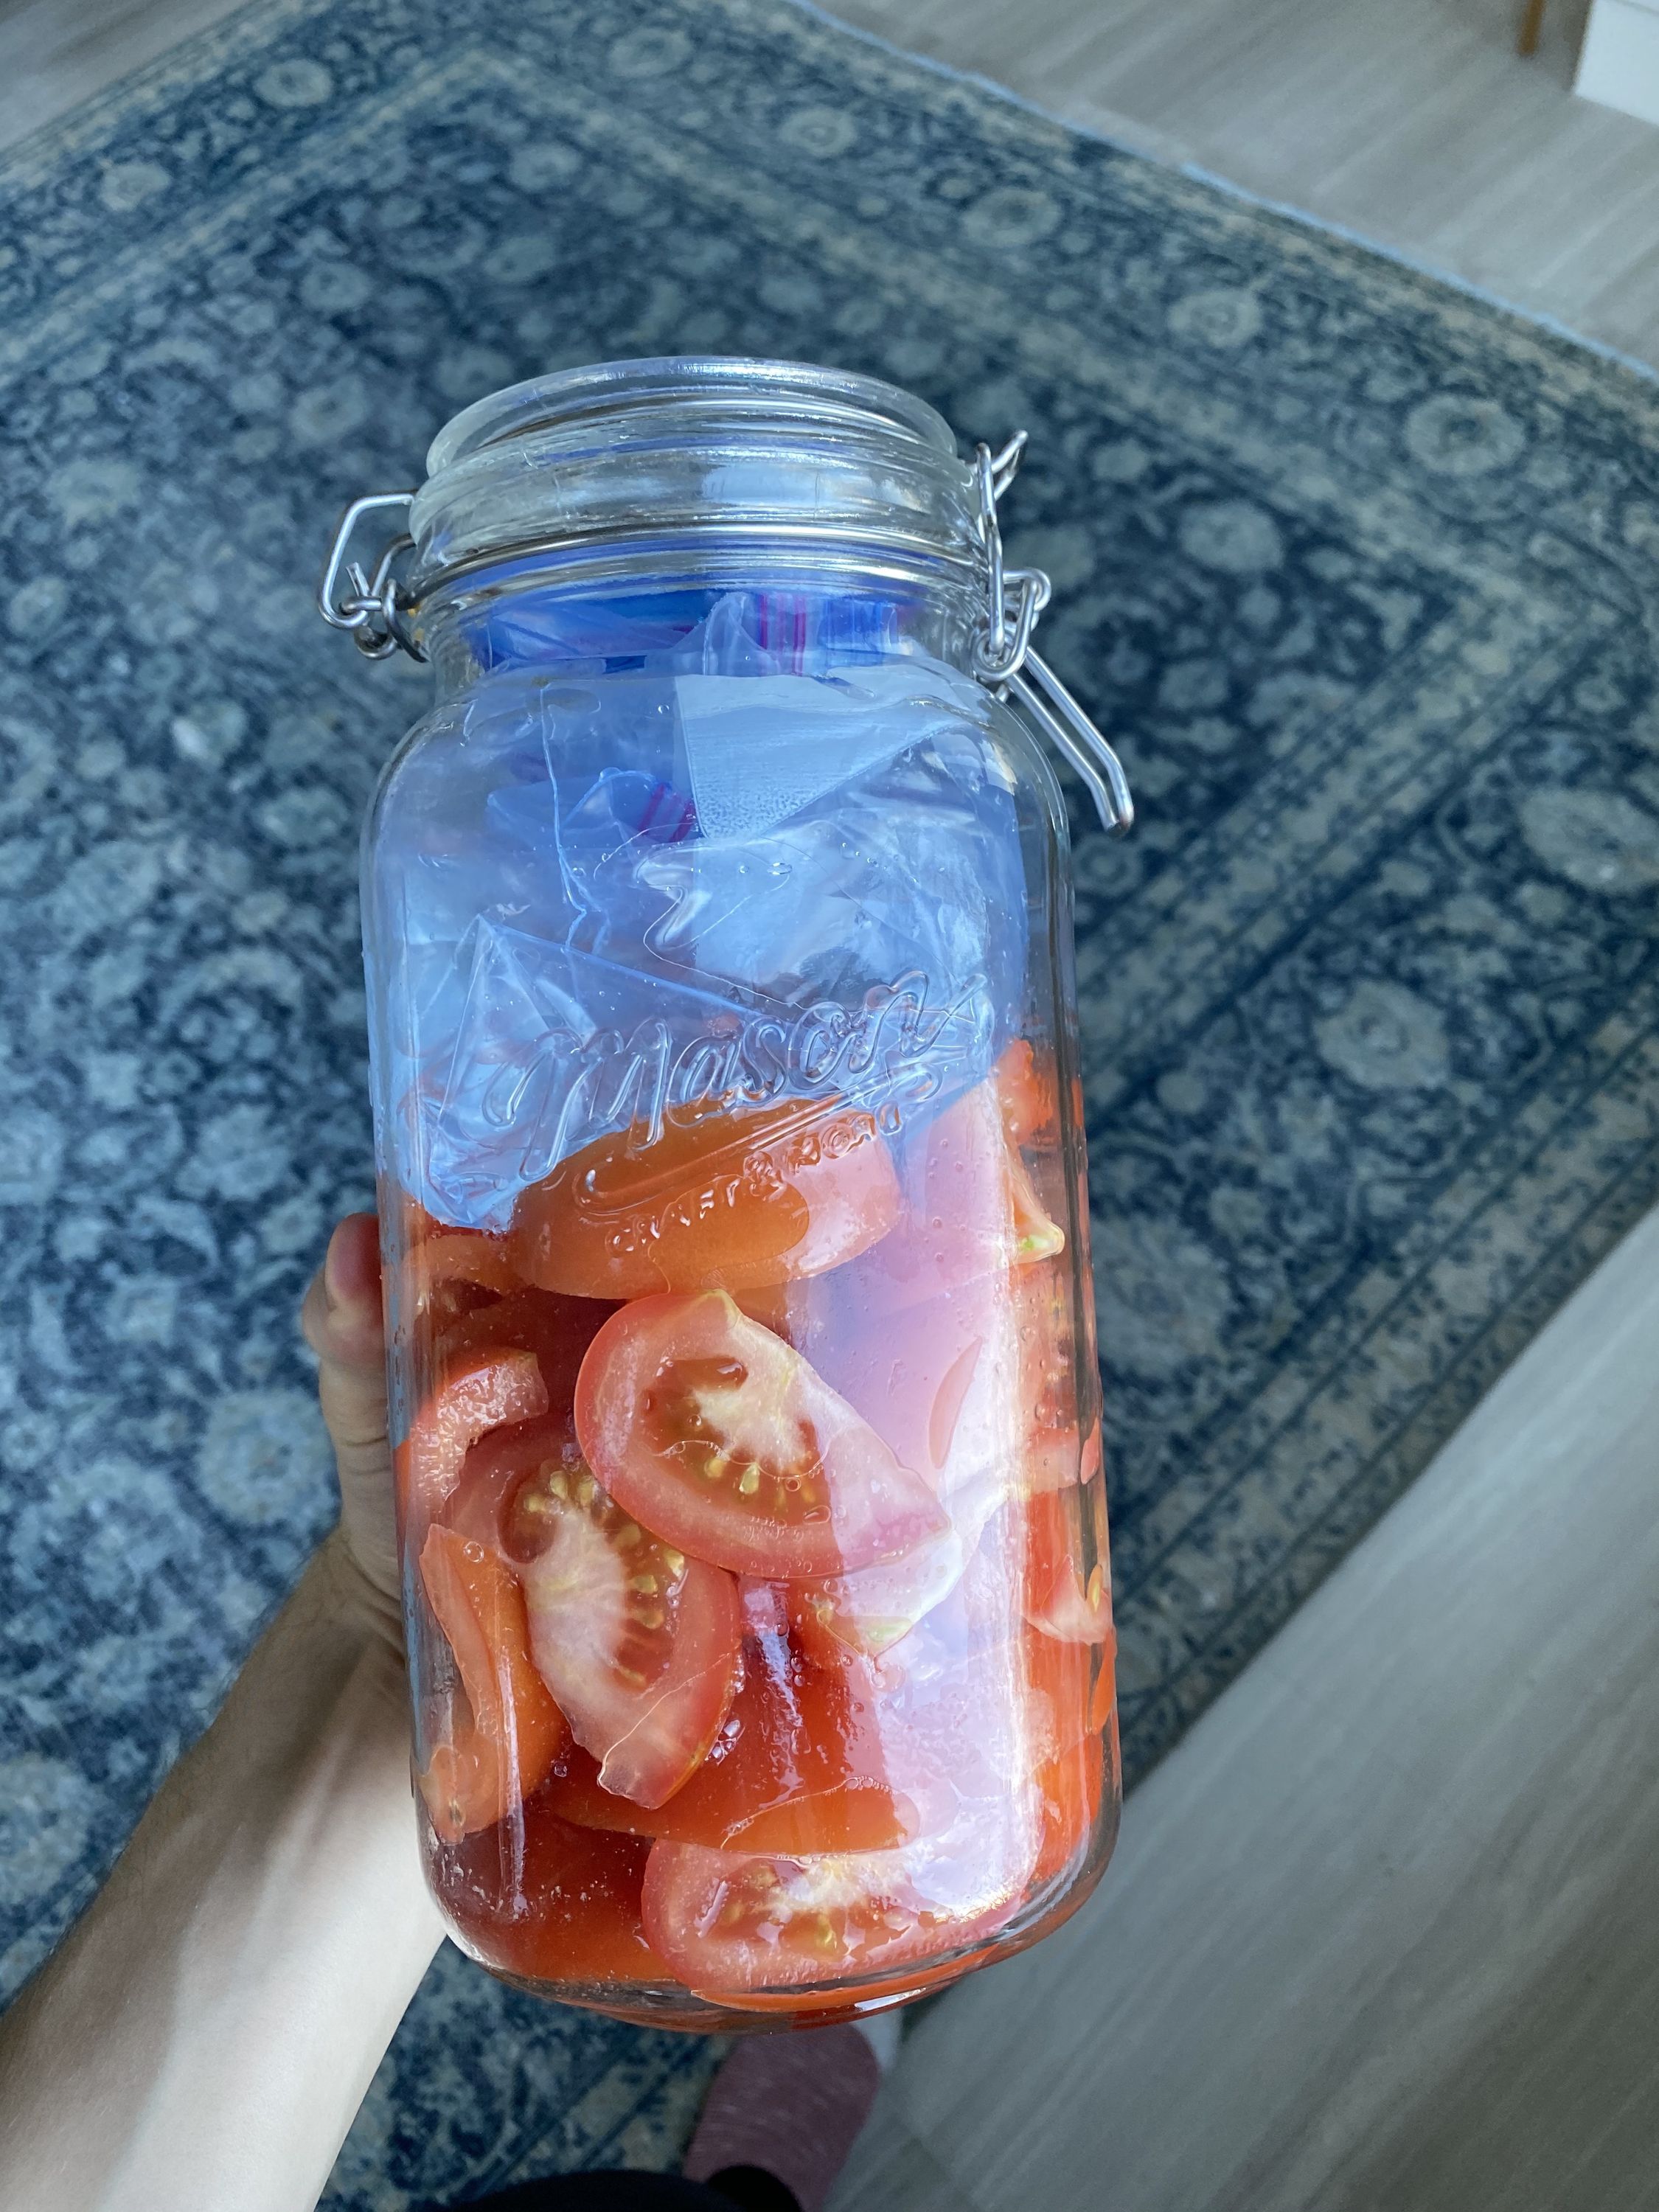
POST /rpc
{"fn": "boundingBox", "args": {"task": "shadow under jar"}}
[328,358,1129,2031]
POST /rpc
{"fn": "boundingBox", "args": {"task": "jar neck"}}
[420,560,984,700]
[407,358,985,665]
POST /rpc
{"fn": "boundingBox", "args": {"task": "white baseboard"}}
[1576,0,1659,125]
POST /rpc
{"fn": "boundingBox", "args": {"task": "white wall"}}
[1576,0,1659,125]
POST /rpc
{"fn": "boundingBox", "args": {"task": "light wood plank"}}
[831,1205,1659,2212]
[827,0,1659,369]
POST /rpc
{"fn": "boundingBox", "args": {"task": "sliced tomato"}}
[1020,1492,1114,1884]
[639,1792,1035,1999]
[408,1228,524,1335]
[785,1476,1005,1664]
[1022,1489,1115,1647]
[992,1038,1057,1150]
[511,1096,900,1301]
[547,1638,919,1855]
[501,1455,741,1809]
[1023,1618,1110,1888]
[442,1418,742,1809]
[425,1795,664,1986]
[821,1082,1062,1324]
[417,1525,568,1842]
[575,1293,946,1580]
[436,1285,618,1416]
[745,1266,1026,1517]
[395,1346,548,1525]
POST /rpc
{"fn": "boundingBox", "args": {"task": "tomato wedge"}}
[639,1790,1037,1999]
[395,1346,547,1524]
[1023,1489,1115,1646]
[425,1796,665,1987]
[417,1524,568,1842]
[547,1637,920,1854]
[874,1081,1064,1312]
[575,1293,947,1580]
[437,1285,619,1421]
[992,1038,1057,1150]
[744,1266,1026,1517]
[1023,1617,1110,1888]
[512,1096,901,1300]
[443,1419,742,1809]
[784,1472,1005,1666]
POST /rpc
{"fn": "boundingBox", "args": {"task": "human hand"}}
[301,1212,403,1650]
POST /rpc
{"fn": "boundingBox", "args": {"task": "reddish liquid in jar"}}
[397,1046,1114,2018]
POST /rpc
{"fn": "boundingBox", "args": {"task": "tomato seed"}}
[737,1464,761,1497]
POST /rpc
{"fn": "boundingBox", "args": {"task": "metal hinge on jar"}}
[316,491,422,661]
[970,435,1133,837]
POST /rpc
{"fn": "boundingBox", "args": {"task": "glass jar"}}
[323,358,1130,2031]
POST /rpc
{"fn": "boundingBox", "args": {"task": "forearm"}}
[0,1534,444,2212]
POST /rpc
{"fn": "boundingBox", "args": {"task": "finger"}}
[302,1214,388,1458]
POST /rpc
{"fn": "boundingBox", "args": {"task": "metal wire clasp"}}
[316,492,422,661]
[970,434,1133,836]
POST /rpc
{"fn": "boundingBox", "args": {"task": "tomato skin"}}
[511,1097,901,1301]
[437,1286,619,1419]
[417,1525,569,1842]
[639,1798,1033,2000]
[575,1293,947,1581]
[1022,1489,1115,1647]
[785,1484,1008,1665]
[425,1795,665,1987]
[396,1347,548,1525]
[546,1638,920,1855]
[856,1081,1063,1318]
[417,1229,523,1299]
[445,1425,742,1811]
[992,1039,1057,1149]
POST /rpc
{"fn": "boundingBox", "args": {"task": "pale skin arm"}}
[0,1214,442,2212]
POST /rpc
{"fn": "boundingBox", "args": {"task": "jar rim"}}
[410,355,979,599]
[426,355,961,473]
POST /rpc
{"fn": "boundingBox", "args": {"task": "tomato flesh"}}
[445,1421,742,1810]
[639,1788,1036,1999]
[992,1038,1056,1149]
[437,1285,619,1416]
[575,1292,947,1580]
[547,1636,921,1854]
[1022,1489,1115,1646]
[850,1082,1063,1318]
[417,1524,568,1841]
[396,1346,547,1525]
[512,1096,901,1301]
[784,1475,1009,1665]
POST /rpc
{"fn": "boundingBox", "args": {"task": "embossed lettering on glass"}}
[324,358,1130,2028]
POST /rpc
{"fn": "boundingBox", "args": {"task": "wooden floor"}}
[832,1204,1659,2212]
[824,0,1659,370]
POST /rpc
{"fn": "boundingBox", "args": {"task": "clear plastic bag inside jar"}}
[365,580,1119,2028]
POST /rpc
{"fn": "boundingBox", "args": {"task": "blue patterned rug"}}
[4,0,1659,2199]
